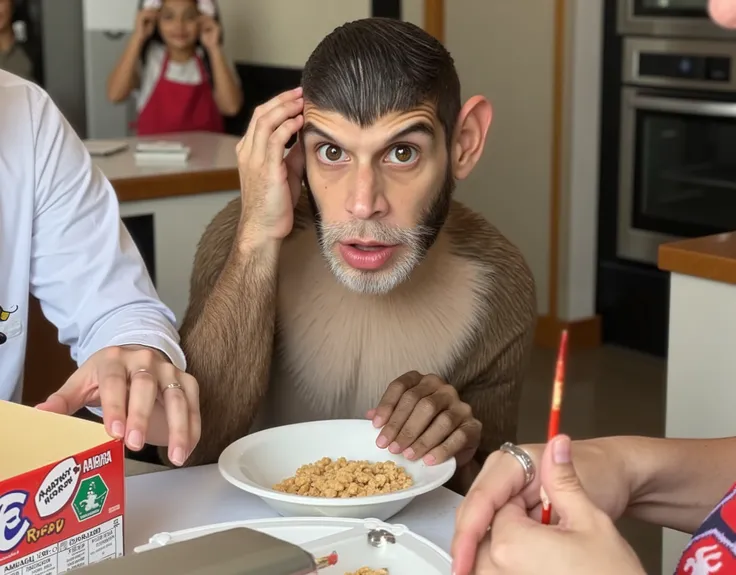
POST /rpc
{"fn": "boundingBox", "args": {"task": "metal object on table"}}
[72,527,323,575]
[367,527,397,548]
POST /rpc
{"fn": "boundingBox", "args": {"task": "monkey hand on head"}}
[366,371,482,468]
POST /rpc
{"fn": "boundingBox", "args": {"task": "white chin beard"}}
[324,252,420,295]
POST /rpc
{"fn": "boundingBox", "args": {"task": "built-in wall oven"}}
[617,37,736,264]
[618,0,735,39]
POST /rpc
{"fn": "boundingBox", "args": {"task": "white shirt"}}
[136,43,240,112]
[0,70,186,403]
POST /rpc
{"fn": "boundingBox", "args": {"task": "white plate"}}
[218,419,456,521]
[134,516,451,574]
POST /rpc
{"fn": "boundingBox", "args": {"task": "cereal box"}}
[0,400,125,574]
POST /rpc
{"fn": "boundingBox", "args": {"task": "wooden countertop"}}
[86,132,241,202]
[658,232,736,286]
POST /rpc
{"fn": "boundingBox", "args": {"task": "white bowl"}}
[218,419,456,521]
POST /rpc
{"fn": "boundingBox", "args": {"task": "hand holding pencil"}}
[451,328,644,575]
[468,434,647,574]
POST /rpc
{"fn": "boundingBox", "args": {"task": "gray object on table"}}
[73,527,319,575]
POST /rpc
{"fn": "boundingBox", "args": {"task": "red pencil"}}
[315,551,338,569]
[541,329,568,525]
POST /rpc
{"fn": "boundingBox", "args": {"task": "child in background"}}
[107,0,243,136]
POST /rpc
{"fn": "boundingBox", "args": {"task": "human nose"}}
[345,164,389,220]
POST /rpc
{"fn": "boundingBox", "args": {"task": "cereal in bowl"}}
[272,457,413,498]
[345,568,388,575]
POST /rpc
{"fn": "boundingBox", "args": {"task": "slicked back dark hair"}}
[301,17,461,147]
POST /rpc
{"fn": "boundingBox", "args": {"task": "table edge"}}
[112,167,240,202]
[658,232,736,287]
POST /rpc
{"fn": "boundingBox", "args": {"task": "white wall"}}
[218,0,370,68]
[402,0,425,29]
[217,0,424,68]
[445,2,555,315]
[663,272,736,574]
[445,0,602,319]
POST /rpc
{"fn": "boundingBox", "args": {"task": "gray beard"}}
[304,165,454,295]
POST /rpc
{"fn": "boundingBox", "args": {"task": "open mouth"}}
[348,243,390,252]
[338,241,399,271]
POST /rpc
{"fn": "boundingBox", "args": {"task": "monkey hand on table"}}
[366,371,482,467]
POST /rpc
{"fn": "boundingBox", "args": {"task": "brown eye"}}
[318,144,346,163]
[388,145,417,164]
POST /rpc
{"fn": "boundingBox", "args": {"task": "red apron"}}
[136,52,224,136]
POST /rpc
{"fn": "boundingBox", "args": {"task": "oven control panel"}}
[639,52,730,82]
[624,37,736,91]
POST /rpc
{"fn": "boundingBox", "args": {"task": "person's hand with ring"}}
[450,436,635,575]
[36,344,200,467]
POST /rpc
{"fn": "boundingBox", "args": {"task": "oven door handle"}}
[630,95,736,118]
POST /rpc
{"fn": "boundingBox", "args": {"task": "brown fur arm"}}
[446,322,535,494]
[158,198,279,467]
[444,209,538,491]
[461,323,536,461]
[441,318,535,494]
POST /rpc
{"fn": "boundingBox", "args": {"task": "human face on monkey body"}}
[301,95,491,296]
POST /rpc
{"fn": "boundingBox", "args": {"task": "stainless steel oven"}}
[618,37,736,264]
[617,0,736,39]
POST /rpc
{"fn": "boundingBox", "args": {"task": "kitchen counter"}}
[657,231,736,575]
[658,231,736,286]
[89,131,241,202]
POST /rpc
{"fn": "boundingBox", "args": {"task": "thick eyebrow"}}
[301,120,435,148]
[301,122,338,144]
[387,121,435,142]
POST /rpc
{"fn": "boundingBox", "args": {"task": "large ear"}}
[451,95,493,180]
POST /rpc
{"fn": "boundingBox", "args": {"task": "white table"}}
[124,464,462,554]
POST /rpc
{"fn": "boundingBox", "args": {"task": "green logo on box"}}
[72,475,108,521]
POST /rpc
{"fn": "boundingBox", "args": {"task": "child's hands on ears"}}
[135,6,158,41]
[199,15,221,50]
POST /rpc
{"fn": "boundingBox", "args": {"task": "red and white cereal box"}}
[0,400,125,574]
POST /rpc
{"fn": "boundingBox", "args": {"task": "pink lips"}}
[338,241,397,270]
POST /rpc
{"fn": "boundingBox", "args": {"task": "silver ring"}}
[133,368,151,376]
[500,442,535,487]
[163,381,183,392]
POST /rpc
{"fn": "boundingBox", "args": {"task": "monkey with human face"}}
[168,18,537,492]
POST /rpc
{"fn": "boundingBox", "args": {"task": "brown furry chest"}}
[258,229,485,427]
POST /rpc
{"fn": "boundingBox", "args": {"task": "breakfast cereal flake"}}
[344,568,389,575]
[272,457,413,497]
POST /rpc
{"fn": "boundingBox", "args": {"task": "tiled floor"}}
[519,344,667,574]
[124,344,668,572]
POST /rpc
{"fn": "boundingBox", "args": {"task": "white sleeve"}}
[29,85,186,373]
